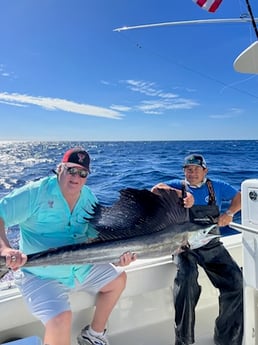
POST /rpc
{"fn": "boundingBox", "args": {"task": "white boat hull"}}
[0,233,242,345]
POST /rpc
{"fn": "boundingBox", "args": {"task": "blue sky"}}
[1,0,258,141]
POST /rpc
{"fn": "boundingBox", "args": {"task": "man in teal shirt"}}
[0,147,136,345]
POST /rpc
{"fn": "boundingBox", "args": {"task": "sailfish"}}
[0,188,213,277]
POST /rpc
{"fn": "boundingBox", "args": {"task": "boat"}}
[1,11,258,344]
[1,178,258,345]
[0,233,243,345]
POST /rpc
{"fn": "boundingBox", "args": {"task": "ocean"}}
[0,140,257,282]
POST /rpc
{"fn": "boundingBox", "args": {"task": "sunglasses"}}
[184,155,206,168]
[186,158,203,165]
[64,166,89,178]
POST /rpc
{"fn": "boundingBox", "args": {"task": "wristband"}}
[226,210,234,217]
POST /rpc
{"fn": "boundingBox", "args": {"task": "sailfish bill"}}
[0,188,214,278]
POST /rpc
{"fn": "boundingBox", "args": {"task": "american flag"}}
[192,0,223,12]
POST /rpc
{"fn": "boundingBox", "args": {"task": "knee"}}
[116,271,127,292]
[102,271,127,294]
[99,272,127,294]
[230,274,243,294]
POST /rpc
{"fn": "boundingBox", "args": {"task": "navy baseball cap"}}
[62,147,90,171]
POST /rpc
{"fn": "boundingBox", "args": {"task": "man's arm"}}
[0,218,27,269]
[218,191,241,227]
[0,218,12,253]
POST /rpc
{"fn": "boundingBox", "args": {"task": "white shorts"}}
[15,264,124,324]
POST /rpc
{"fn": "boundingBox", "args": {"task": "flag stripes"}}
[193,0,223,12]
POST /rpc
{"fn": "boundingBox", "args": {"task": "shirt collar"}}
[185,177,207,188]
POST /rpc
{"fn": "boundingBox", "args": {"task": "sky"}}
[1,0,258,141]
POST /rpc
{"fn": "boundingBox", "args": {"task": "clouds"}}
[209,108,243,119]
[0,79,199,120]
[0,92,123,119]
[0,78,242,123]
[0,64,16,79]
[121,79,199,115]
[101,79,199,115]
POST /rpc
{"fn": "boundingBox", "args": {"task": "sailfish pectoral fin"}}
[151,187,189,223]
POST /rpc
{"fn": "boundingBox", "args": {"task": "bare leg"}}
[44,310,72,345]
[90,272,127,332]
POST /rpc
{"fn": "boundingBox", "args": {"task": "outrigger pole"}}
[113,17,258,32]
[113,11,258,74]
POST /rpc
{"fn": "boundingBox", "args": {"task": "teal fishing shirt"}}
[0,176,98,287]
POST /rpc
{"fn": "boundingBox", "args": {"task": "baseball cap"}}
[62,147,90,171]
[183,154,207,169]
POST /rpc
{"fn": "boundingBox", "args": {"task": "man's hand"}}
[115,251,137,267]
[151,184,194,208]
[218,213,233,227]
[183,192,194,208]
[2,249,27,271]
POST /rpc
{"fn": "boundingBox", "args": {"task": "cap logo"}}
[62,148,90,171]
[77,153,86,163]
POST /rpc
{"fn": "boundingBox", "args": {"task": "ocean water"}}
[0,140,257,282]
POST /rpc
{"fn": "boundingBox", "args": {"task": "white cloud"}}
[124,80,179,98]
[137,98,198,114]
[209,108,243,119]
[110,104,131,112]
[0,78,198,121]
[0,65,16,79]
[0,92,123,119]
[0,100,26,107]
[122,79,198,114]
[100,80,110,85]
[125,80,162,97]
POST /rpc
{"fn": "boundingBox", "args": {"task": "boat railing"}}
[230,221,258,235]
[230,221,258,345]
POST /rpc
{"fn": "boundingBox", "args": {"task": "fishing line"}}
[219,74,257,94]
[115,30,258,100]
